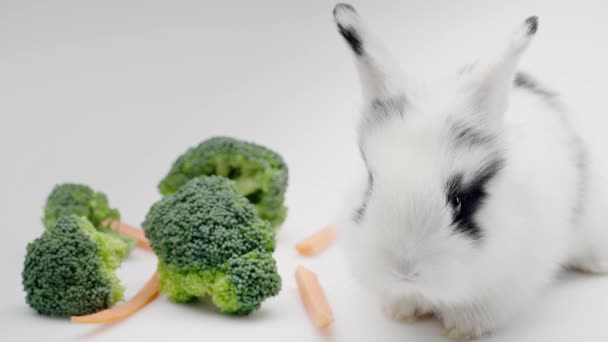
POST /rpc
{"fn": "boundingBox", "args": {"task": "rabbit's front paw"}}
[382,295,433,323]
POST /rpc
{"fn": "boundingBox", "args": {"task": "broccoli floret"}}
[144,176,281,315]
[158,137,288,229]
[43,183,135,253]
[22,215,128,316]
[43,183,120,229]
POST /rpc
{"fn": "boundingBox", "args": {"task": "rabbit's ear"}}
[333,4,406,104]
[463,17,538,131]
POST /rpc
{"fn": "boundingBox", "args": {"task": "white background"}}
[2,1,608,341]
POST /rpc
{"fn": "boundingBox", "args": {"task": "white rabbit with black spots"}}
[333,3,608,340]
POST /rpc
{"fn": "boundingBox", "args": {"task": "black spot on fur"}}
[358,95,406,143]
[354,170,374,223]
[525,16,539,35]
[451,123,496,147]
[514,72,556,98]
[446,158,505,240]
[337,24,363,56]
[371,96,406,114]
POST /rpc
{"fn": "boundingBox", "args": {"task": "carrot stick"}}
[71,273,160,324]
[104,220,152,251]
[295,225,337,256]
[295,266,334,328]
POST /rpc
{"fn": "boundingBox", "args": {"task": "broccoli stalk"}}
[158,137,288,229]
[157,251,281,315]
[43,183,136,253]
[144,176,281,315]
[22,215,128,316]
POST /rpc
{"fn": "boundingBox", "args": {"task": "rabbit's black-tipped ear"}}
[333,3,405,103]
[464,16,539,130]
[333,4,363,55]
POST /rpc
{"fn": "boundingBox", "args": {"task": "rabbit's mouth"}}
[391,269,420,283]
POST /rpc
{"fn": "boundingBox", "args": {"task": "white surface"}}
[2,1,608,341]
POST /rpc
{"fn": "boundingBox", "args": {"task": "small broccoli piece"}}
[43,183,120,229]
[144,176,281,315]
[158,137,288,229]
[22,215,128,316]
[43,183,135,253]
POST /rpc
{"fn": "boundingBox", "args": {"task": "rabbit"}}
[332,3,608,340]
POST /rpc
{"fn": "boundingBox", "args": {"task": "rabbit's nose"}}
[393,270,420,282]
[394,262,420,281]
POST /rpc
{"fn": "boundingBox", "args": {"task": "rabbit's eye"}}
[445,158,504,240]
[451,196,463,217]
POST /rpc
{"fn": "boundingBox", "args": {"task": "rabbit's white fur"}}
[333,3,608,340]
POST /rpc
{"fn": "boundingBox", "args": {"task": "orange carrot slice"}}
[295,265,334,328]
[296,225,337,256]
[105,220,152,251]
[71,273,160,324]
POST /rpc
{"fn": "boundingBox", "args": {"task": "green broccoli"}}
[43,183,120,229]
[43,183,135,253]
[144,176,281,315]
[158,137,288,229]
[22,215,128,316]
